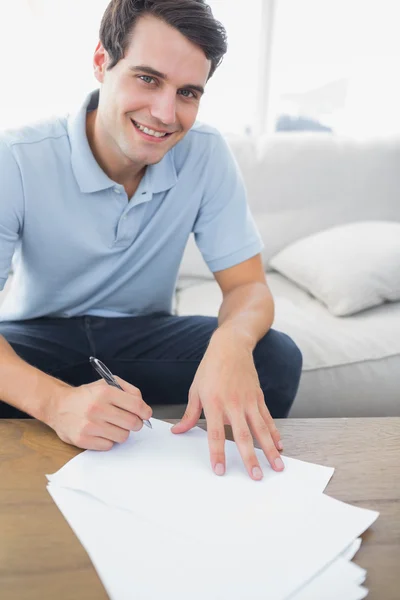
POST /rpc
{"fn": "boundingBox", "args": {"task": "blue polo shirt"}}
[0,90,263,321]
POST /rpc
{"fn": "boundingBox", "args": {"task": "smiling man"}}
[0,0,302,481]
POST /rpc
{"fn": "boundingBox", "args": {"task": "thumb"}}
[171,388,202,434]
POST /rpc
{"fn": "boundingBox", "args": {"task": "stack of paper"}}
[47,419,378,599]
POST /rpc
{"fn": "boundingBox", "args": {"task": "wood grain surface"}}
[1,417,399,599]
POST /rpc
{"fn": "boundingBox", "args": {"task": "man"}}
[0,0,302,481]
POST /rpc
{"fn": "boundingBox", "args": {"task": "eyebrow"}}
[129,65,205,95]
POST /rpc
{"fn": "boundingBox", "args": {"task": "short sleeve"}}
[193,132,263,273]
[0,138,24,290]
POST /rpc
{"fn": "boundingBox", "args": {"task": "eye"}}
[138,75,156,85]
[179,89,196,99]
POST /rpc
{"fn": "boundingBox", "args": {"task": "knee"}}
[254,329,303,417]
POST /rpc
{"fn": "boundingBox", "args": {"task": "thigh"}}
[0,318,94,418]
[91,315,302,419]
[92,314,219,407]
[253,329,303,418]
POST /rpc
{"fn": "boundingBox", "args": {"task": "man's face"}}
[94,15,211,168]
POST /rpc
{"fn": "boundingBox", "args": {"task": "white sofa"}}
[174,132,400,419]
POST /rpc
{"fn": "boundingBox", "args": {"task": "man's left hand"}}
[171,330,285,480]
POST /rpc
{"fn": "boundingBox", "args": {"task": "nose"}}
[149,88,177,126]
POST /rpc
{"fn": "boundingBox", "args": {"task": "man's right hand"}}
[46,377,152,451]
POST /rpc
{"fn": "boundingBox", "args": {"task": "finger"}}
[86,437,115,451]
[105,404,145,432]
[113,375,143,398]
[86,421,131,445]
[204,408,226,476]
[258,397,283,451]
[103,381,152,422]
[171,388,202,434]
[231,417,264,481]
[74,433,114,451]
[247,409,285,472]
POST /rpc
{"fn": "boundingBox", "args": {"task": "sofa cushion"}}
[269,221,400,316]
[176,273,400,417]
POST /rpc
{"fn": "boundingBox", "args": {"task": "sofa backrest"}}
[179,132,400,279]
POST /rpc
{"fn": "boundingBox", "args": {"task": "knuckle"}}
[237,428,252,443]
[84,400,99,419]
[181,410,192,421]
[119,429,130,443]
[100,439,114,451]
[270,424,280,438]
[209,428,224,442]
[127,415,140,430]
[81,420,93,436]
[130,418,143,432]
[209,394,223,408]
[141,403,152,420]
[257,389,265,404]
[256,420,270,435]
[76,431,89,447]
[228,394,241,410]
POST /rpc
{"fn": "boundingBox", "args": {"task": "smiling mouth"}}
[131,119,173,139]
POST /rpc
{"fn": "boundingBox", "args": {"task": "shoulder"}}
[0,114,68,155]
[172,120,230,169]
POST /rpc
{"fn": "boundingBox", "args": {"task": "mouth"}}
[131,119,174,142]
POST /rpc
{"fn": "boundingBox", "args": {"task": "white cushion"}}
[269,221,400,316]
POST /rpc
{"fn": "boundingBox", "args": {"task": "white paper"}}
[340,538,363,562]
[290,556,367,600]
[47,482,377,600]
[47,419,335,544]
[46,419,378,600]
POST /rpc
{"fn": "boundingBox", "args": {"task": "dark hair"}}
[99,0,227,79]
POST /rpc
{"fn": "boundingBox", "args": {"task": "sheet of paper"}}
[48,482,378,600]
[48,418,335,543]
[290,557,366,600]
[47,419,377,600]
[340,538,363,562]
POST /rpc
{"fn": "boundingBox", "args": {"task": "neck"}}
[86,109,145,195]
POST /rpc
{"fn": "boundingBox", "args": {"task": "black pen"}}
[89,356,152,429]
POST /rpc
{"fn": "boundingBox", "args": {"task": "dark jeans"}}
[0,314,302,419]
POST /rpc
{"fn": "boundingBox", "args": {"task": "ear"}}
[93,41,109,83]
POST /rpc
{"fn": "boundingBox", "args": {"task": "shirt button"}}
[115,187,121,194]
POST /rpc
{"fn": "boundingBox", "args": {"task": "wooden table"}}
[1,417,399,600]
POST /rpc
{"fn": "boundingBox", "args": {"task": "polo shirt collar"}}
[68,90,178,195]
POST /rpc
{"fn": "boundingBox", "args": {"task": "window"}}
[0,0,264,135]
[269,0,400,137]
[1,1,398,138]
[0,0,108,129]
[196,0,264,134]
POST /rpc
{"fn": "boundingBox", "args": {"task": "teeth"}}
[133,121,167,138]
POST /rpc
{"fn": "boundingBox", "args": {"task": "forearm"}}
[0,335,69,423]
[211,282,274,352]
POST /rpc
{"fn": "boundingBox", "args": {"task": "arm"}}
[0,139,151,447]
[0,334,69,421]
[0,334,152,447]
[211,254,274,352]
[172,255,284,480]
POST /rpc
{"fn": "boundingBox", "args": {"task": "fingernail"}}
[215,463,225,476]
[277,441,283,451]
[252,466,263,480]
[274,457,284,471]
